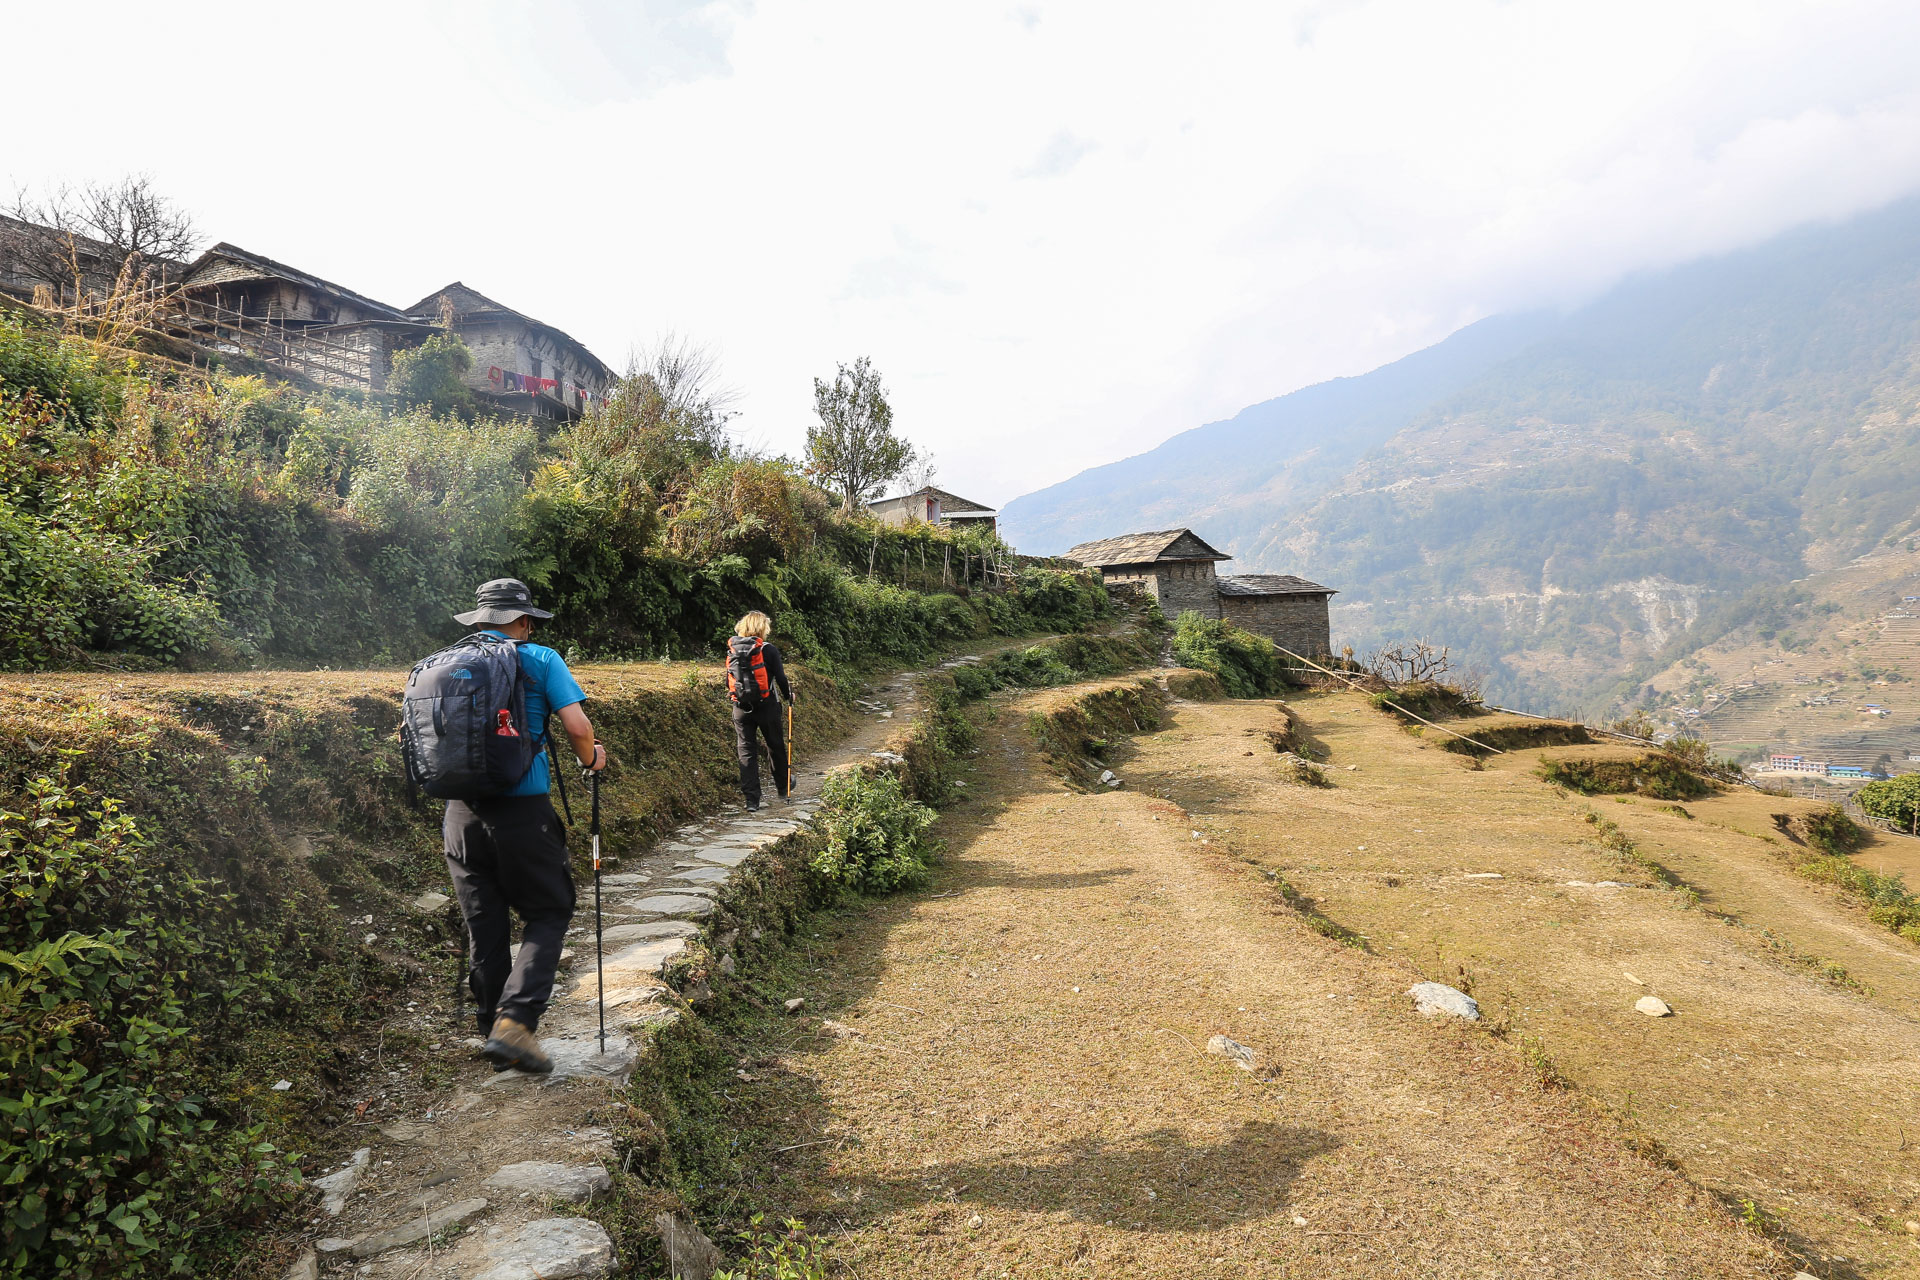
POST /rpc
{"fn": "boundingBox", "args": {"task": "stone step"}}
[482,1160,611,1203]
[337,1196,489,1259]
[473,1217,616,1280]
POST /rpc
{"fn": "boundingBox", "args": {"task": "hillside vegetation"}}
[1003,196,1920,714]
[0,310,1102,673]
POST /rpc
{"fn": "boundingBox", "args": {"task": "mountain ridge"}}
[1002,195,1920,712]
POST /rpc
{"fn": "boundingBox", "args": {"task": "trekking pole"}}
[787,697,795,797]
[583,762,606,1054]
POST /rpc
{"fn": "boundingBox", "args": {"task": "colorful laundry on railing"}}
[487,366,503,385]
[523,377,557,394]
[503,371,523,391]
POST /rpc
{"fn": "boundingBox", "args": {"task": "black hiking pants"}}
[444,794,575,1034]
[732,701,789,806]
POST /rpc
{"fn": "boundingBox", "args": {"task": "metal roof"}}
[1064,529,1228,566]
[1217,573,1336,597]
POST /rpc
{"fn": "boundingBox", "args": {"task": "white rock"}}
[1105,777,1122,788]
[312,1147,370,1215]
[408,891,451,914]
[483,1161,612,1203]
[1098,769,1116,784]
[282,1249,318,1280]
[315,1237,354,1259]
[784,998,806,1013]
[473,1217,617,1280]
[1408,982,1480,1021]
[1461,872,1503,880]
[271,1079,292,1092]
[1635,995,1674,1017]
[1205,1035,1255,1070]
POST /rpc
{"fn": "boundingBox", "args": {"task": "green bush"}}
[809,769,938,894]
[0,768,300,1277]
[1169,612,1289,698]
[713,1215,829,1280]
[386,331,474,416]
[1858,774,1920,831]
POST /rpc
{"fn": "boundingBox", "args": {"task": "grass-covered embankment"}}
[0,659,856,1278]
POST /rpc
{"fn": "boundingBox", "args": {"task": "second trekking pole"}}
[786,697,794,799]
[585,764,606,1055]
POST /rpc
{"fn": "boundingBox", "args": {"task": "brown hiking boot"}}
[482,1015,553,1074]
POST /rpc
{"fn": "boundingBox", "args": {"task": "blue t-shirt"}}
[482,631,587,797]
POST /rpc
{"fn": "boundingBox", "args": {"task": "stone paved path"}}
[289,665,939,1278]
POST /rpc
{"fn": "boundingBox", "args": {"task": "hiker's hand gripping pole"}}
[582,760,606,1054]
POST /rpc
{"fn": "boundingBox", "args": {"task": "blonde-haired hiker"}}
[724,611,794,812]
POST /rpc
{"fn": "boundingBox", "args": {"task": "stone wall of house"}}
[459,319,607,420]
[1101,562,1221,618]
[1220,594,1332,657]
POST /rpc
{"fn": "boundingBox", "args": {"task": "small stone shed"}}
[1064,528,1335,657]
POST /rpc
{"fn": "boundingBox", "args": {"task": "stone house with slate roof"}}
[405,284,614,424]
[176,246,611,421]
[1065,528,1335,657]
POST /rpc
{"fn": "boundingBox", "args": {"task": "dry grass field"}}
[705,682,1899,1278]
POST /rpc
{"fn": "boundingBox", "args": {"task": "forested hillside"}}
[1003,196,1920,712]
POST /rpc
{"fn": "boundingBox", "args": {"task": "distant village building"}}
[174,247,613,420]
[1065,528,1335,656]
[1767,753,1830,774]
[867,486,998,533]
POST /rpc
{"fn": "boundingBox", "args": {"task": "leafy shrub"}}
[385,331,473,416]
[1771,804,1869,856]
[0,768,300,1277]
[810,769,939,893]
[713,1215,829,1280]
[1857,774,1920,831]
[1169,613,1289,698]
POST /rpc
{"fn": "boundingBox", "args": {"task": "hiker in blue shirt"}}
[444,578,608,1074]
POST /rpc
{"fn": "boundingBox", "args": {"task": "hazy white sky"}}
[11,0,1920,504]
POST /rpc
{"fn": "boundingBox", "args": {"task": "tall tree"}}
[7,176,198,300]
[806,356,914,512]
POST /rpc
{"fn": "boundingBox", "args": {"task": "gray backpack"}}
[400,632,539,799]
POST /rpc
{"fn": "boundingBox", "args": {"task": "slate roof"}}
[1064,529,1228,567]
[181,243,410,319]
[1218,573,1336,597]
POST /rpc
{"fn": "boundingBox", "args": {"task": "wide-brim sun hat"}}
[453,578,555,626]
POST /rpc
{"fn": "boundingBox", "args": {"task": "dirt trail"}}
[290,655,952,1278]
[716,682,1785,1279]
